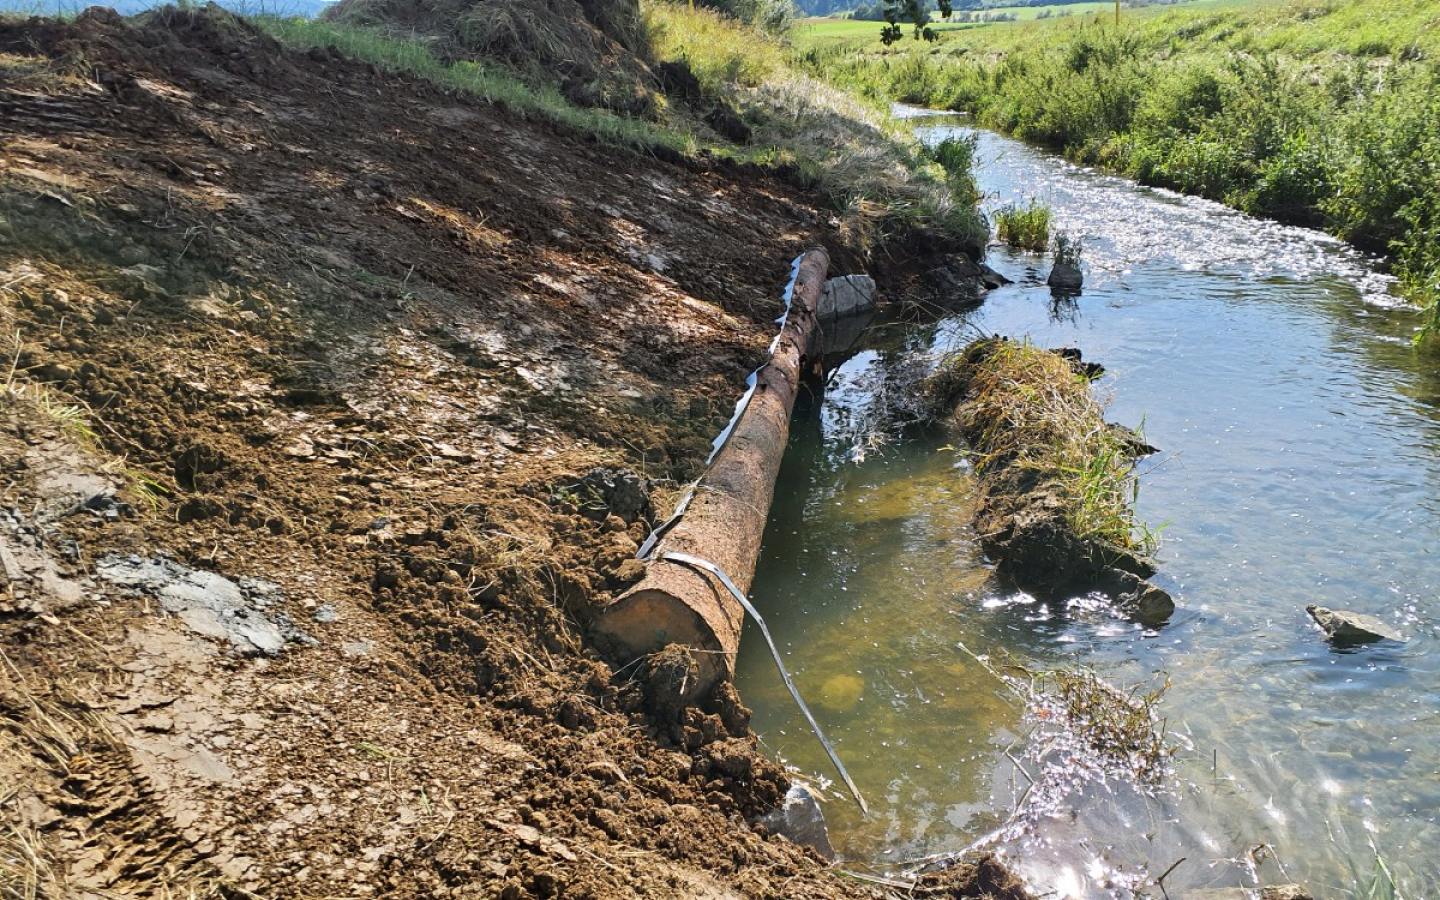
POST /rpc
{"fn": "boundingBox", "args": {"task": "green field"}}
[794,2,1154,50]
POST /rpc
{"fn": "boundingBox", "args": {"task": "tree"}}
[880,0,953,44]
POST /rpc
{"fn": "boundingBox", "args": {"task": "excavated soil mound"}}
[0,6,1014,898]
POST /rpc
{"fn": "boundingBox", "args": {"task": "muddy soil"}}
[0,7,1015,898]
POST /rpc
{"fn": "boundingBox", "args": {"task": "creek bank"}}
[0,7,1015,896]
[930,338,1172,623]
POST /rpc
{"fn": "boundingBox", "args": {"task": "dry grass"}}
[322,0,656,113]
[933,338,1151,551]
[0,818,59,900]
[0,650,94,900]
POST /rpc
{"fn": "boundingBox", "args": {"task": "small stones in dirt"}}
[97,555,313,656]
[312,603,339,624]
[756,783,834,860]
[568,467,653,524]
[1306,605,1405,645]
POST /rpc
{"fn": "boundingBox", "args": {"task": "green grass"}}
[799,0,1440,332]
[257,17,703,156]
[994,200,1051,251]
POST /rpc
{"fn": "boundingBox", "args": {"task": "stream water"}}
[734,114,1440,897]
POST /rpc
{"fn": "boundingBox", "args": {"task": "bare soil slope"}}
[0,7,1016,898]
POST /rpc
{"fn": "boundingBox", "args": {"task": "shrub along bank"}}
[800,0,1440,334]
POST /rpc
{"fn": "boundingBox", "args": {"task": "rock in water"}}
[757,784,834,860]
[816,274,876,321]
[1047,260,1083,293]
[1306,605,1405,645]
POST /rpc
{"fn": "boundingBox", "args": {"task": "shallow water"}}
[735,116,1440,896]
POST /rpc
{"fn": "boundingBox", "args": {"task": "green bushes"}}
[798,0,1440,330]
[995,200,1051,251]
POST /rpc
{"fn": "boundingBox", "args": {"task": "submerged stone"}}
[817,673,864,712]
[1306,605,1405,645]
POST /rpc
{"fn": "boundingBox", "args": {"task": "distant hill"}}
[0,0,332,16]
[793,0,853,13]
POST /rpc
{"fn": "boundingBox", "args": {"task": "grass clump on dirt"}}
[797,0,1440,330]
[935,338,1146,551]
[257,17,699,156]
[319,0,656,114]
[994,200,1051,252]
[645,0,988,256]
[928,338,1170,623]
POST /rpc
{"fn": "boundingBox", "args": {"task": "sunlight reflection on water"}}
[735,118,1440,896]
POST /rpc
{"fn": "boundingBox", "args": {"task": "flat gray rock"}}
[1306,605,1405,645]
[98,555,309,656]
[817,274,876,321]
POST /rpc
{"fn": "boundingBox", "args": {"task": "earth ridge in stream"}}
[736,116,1440,897]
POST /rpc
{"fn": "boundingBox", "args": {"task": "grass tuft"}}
[934,338,1153,551]
[994,199,1051,252]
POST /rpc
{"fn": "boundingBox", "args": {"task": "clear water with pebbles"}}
[734,112,1440,897]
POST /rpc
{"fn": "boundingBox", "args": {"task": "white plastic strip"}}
[636,254,808,561]
[661,551,869,817]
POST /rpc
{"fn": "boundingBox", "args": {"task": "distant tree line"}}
[845,0,1191,20]
[850,1,1016,22]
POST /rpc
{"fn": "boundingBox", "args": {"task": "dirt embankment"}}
[0,7,1007,898]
